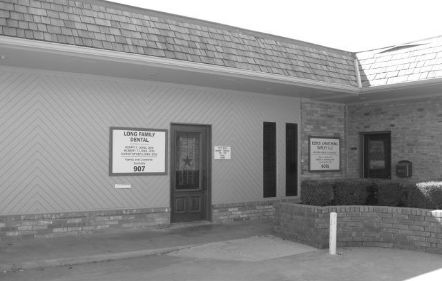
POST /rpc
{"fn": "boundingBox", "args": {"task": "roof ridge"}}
[356,35,442,54]
[401,34,442,45]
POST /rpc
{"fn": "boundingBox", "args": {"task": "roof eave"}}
[0,36,359,95]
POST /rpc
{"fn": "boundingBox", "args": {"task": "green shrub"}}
[374,180,408,207]
[301,180,334,206]
[408,182,442,209]
[333,179,371,205]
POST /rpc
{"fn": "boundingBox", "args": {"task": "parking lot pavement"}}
[168,235,317,261]
[2,239,441,281]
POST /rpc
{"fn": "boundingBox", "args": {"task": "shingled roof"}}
[357,36,442,87]
[0,0,441,90]
[0,0,358,87]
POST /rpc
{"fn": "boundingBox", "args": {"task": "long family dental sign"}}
[309,136,340,171]
[109,127,167,175]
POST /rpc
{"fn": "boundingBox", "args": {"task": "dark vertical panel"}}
[286,123,298,196]
[263,122,276,198]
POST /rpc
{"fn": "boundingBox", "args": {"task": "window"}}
[263,122,276,197]
[362,132,391,179]
[286,123,298,196]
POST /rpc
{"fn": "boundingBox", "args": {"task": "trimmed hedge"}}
[375,180,408,207]
[301,179,442,209]
[333,179,371,205]
[300,180,334,206]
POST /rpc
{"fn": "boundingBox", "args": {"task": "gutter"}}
[0,36,359,94]
[354,59,363,89]
[1,36,440,97]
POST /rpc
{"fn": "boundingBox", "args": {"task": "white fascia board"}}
[0,36,359,94]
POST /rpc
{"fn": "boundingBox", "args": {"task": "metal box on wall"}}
[396,160,412,178]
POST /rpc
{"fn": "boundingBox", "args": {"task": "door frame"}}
[360,131,391,179]
[170,123,212,223]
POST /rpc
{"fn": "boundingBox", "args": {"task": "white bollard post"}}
[329,212,337,255]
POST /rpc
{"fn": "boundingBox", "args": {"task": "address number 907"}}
[133,166,145,172]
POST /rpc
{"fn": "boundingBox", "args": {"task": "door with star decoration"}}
[171,124,211,222]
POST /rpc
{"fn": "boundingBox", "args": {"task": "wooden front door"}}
[363,133,391,179]
[171,124,211,222]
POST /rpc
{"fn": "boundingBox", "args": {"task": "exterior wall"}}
[347,96,442,181]
[301,99,346,180]
[0,66,301,217]
[275,202,442,254]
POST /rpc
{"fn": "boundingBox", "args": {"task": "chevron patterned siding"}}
[0,66,301,215]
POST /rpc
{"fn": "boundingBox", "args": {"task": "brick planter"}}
[274,202,442,254]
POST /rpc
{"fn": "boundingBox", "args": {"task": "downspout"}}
[345,102,349,178]
[345,58,363,178]
[354,58,363,89]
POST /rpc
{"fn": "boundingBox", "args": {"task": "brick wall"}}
[1,200,301,240]
[274,202,442,254]
[347,96,442,181]
[212,199,300,223]
[301,99,346,180]
[212,201,276,223]
[0,208,169,240]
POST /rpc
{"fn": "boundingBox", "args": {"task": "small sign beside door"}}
[214,146,231,160]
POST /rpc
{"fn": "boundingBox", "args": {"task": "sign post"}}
[329,212,337,255]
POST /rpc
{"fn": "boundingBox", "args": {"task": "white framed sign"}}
[309,136,340,171]
[110,127,167,175]
[214,146,231,160]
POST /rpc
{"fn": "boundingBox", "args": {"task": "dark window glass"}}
[175,132,200,189]
[286,123,298,196]
[263,122,276,198]
[363,133,391,179]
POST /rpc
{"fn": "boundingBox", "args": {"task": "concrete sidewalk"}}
[0,221,273,272]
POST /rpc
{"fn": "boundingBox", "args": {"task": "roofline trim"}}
[1,36,440,96]
[0,36,359,94]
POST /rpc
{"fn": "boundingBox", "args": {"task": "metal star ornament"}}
[183,155,193,167]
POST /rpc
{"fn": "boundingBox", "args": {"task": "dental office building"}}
[0,0,442,239]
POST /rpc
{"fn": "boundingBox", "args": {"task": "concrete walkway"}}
[0,221,274,272]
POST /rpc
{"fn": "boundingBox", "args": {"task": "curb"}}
[1,243,199,273]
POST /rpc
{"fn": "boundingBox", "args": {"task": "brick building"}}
[0,0,441,238]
